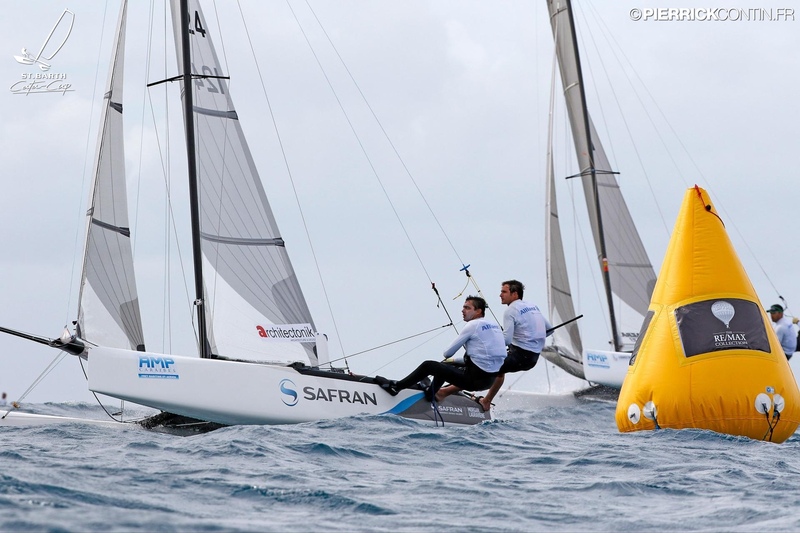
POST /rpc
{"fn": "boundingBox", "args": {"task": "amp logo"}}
[137,356,179,379]
[586,353,610,368]
[139,356,175,369]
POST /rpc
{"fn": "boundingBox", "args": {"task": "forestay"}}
[78,0,145,352]
[169,0,317,365]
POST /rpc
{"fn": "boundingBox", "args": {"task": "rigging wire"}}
[325,323,454,366]
[451,264,501,326]
[235,0,490,366]
[365,326,454,376]
[301,0,467,268]
[580,0,784,302]
[300,0,499,325]
[1,351,68,420]
[234,0,350,367]
[574,3,670,237]
[282,0,435,283]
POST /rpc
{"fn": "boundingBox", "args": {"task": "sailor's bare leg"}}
[480,374,505,411]
[435,384,460,402]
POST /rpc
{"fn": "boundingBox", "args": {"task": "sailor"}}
[375,296,506,401]
[465,280,552,411]
[767,304,797,359]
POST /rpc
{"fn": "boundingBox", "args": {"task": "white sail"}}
[169,0,317,365]
[546,0,656,350]
[77,0,145,352]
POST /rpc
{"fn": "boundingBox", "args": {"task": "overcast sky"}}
[1,1,797,404]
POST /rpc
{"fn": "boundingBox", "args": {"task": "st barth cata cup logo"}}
[14,9,75,71]
[10,8,75,96]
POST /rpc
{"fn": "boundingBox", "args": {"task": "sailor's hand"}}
[793,317,799,325]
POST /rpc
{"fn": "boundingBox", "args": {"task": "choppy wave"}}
[2,399,800,531]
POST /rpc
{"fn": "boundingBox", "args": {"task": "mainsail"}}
[546,0,656,352]
[77,0,145,352]
[170,0,317,365]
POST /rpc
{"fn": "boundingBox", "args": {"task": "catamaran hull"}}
[88,347,489,426]
[582,349,630,389]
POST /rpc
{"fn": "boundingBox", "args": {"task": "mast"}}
[563,0,621,351]
[178,0,210,358]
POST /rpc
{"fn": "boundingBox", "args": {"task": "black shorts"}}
[499,345,539,374]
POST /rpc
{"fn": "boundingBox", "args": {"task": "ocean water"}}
[2,395,800,532]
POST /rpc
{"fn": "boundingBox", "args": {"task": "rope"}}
[452,265,501,326]
[431,396,444,427]
[431,283,459,335]
[326,324,453,366]
[1,351,68,420]
[761,403,780,442]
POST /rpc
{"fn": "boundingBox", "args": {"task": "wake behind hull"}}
[88,346,489,426]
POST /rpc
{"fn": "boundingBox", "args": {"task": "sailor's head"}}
[767,304,784,322]
[463,296,487,321]
[500,280,524,305]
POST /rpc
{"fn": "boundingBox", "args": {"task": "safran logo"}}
[280,379,298,406]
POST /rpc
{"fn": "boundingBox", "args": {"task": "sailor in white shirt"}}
[767,304,797,359]
[375,296,506,401]
[477,280,552,411]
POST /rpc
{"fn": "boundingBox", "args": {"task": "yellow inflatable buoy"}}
[615,186,800,442]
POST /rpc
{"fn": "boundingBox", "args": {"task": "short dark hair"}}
[502,279,524,300]
[465,295,487,315]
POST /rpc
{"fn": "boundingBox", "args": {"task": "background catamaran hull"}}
[0,412,121,427]
[582,350,630,389]
[88,347,488,426]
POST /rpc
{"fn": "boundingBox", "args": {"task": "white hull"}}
[88,346,489,426]
[582,349,631,389]
[0,411,120,428]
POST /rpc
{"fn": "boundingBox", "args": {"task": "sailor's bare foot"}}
[435,391,447,402]
[478,397,491,412]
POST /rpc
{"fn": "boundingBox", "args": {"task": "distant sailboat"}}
[542,0,657,388]
[0,0,488,428]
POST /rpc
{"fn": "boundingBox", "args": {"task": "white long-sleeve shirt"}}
[503,299,552,352]
[773,316,798,356]
[443,317,506,372]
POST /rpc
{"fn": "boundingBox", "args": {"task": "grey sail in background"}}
[547,0,656,348]
[77,0,145,351]
[170,0,316,364]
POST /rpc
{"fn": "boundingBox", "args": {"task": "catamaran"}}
[0,0,489,429]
